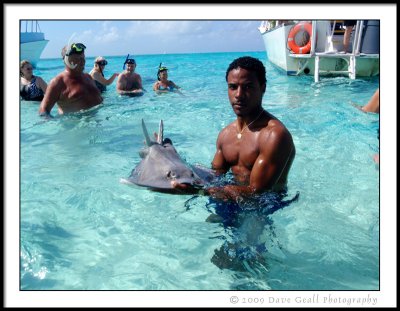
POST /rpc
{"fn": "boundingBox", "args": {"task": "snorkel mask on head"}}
[123,54,136,70]
[157,62,168,80]
[96,60,108,66]
[63,43,86,70]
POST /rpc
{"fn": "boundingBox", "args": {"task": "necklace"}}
[236,109,264,139]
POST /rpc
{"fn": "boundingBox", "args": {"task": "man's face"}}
[68,53,86,72]
[126,63,136,73]
[227,67,265,117]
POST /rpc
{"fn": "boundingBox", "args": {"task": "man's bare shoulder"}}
[133,73,142,80]
[216,121,236,143]
[48,72,67,88]
[220,121,236,134]
[260,118,293,146]
[118,72,128,80]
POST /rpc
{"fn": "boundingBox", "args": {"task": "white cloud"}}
[73,22,120,45]
[95,26,119,43]
[126,21,214,37]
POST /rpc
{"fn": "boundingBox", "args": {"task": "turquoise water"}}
[20,51,379,290]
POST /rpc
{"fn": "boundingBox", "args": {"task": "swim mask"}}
[123,54,136,69]
[96,60,108,66]
[65,43,86,56]
[158,62,168,72]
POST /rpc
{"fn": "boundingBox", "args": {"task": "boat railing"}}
[310,21,318,55]
[352,20,364,55]
[20,20,47,44]
[21,20,43,33]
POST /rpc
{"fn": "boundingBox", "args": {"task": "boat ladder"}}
[312,21,364,83]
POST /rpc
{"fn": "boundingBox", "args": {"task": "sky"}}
[24,20,265,59]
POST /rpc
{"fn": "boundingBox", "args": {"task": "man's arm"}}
[38,76,62,117]
[136,74,143,89]
[208,125,294,201]
[116,74,127,94]
[211,129,230,175]
[250,125,294,191]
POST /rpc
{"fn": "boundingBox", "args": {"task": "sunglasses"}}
[25,67,33,70]
[96,61,108,66]
[65,43,86,56]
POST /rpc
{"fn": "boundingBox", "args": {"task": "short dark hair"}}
[225,56,267,87]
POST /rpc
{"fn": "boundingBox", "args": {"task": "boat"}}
[258,20,379,82]
[20,20,49,68]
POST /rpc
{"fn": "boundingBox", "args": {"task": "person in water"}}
[39,43,103,117]
[173,56,296,201]
[354,88,380,164]
[89,56,119,92]
[153,63,180,93]
[116,56,144,96]
[20,60,47,101]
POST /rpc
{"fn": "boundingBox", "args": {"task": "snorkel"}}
[123,54,130,70]
[123,54,137,71]
[64,54,77,70]
[64,33,78,70]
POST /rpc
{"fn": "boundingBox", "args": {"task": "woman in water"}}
[20,60,47,101]
[153,63,181,93]
[89,56,119,92]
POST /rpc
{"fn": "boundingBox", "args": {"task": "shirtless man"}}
[174,56,295,201]
[39,43,103,116]
[116,58,144,96]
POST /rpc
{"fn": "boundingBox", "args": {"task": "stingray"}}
[121,119,215,192]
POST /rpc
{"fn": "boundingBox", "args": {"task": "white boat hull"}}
[260,21,379,78]
[20,40,49,68]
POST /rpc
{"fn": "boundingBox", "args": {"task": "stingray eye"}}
[167,171,177,179]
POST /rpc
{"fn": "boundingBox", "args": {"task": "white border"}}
[5,4,397,308]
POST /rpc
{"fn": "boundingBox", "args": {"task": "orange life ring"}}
[287,22,312,54]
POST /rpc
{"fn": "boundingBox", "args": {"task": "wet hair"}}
[225,56,267,87]
[20,60,32,77]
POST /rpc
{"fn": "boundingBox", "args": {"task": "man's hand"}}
[171,181,206,195]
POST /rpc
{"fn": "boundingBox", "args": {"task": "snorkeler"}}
[116,54,144,96]
[20,60,47,101]
[89,56,119,93]
[39,43,103,116]
[153,63,181,93]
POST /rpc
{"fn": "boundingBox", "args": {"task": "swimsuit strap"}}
[20,76,44,100]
